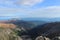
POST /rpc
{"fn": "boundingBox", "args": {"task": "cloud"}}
[0,0,44,7]
[15,0,44,6]
[0,7,33,18]
[0,6,60,18]
[0,0,60,18]
[31,6,60,18]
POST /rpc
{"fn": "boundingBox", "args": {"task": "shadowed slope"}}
[28,22,60,39]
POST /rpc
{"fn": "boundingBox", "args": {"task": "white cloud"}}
[0,0,44,7]
[0,0,60,18]
[15,0,44,6]
[0,6,60,18]
[31,6,60,18]
[0,7,33,18]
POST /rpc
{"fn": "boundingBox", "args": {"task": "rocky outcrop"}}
[21,35,32,40]
[52,36,60,40]
[35,36,50,40]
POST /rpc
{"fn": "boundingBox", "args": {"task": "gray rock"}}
[35,36,51,40]
[21,35,32,40]
[52,36,60,40]
[35,36,45,40]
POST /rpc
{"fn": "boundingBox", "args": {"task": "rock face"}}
[35,36,50,40]
[35,36,45,40]
[21,35,32,40]
[52,36,60,40]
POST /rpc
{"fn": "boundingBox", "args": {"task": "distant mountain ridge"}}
[22,18,60,22]
[1,17,60,22]
[0,19,46,29]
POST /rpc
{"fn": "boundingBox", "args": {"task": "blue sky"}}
[0,0,60,19]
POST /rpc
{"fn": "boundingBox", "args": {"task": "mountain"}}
[21,18,60,22]
[0,27,23,40]
[0,18,60,40]
[28,22,60,39]
[0,19,46,30]
[1,17,60,22]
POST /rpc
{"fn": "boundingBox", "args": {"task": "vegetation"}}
[0,20,60,40]
[0,27,22,40]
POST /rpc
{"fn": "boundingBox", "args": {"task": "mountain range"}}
[0,18,60,40]
[21,18,60,22]
[1,18,60,22]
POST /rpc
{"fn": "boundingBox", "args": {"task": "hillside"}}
[0,27,22,40]
[28,22,60,39]
[0,19,46,30]
[0,23,16,29]
[0,19,60,40]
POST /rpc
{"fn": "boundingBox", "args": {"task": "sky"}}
[0,0,60,19]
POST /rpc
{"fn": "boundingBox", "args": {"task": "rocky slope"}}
[0,27,22,40]
[0,19,60,40]
[28,22,60,40]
